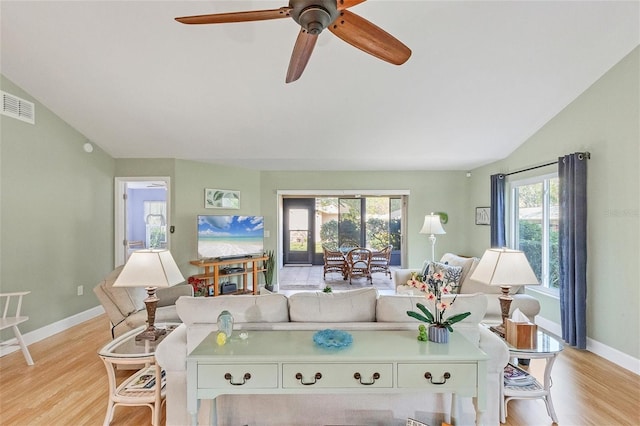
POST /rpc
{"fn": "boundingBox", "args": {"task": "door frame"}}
[276,189,410,270]
[114,176,171,268]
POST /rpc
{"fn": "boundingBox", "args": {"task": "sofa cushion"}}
[423,261,464,293]
[176,294,290,326]
[440,253,475,282]
[288,288,378,322]
[376,293,487,325]
[376,293,487,345]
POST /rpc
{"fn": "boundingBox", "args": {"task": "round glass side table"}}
[98,323,178,426]
[501,329,563,423]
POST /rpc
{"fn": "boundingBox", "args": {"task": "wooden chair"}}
[370,245,393,279]
[0,291,34,365]
[323,247,346,279]
[345,248,372,284]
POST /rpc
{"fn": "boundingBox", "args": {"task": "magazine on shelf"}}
[125,366,166,390]
[504,362,535,386]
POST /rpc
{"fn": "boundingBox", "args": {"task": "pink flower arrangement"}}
[406,270,470,330]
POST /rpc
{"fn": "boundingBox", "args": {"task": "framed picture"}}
[205,189,240,209]
[475,207,490,225]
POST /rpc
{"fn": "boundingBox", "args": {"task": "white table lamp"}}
[114,249,185,340]
[470,248,539,335]
[419,213,446,262]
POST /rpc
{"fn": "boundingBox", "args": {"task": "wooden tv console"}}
[190,255,268,296]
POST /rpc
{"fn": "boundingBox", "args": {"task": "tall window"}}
[509,173,559,292]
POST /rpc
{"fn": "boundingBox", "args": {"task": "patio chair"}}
[323,247,347,279]
[370,245,392,279]
[345,248,372,284]
[0,291,34,365]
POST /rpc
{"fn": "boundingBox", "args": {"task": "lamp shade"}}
[419,213,446,235]
[114,249,185,288]
[470,248,539,286]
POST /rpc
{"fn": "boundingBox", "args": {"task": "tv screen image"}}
[197,215,264,259]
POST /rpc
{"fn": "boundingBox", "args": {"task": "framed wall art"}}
[205,189,240,209]
[475,207,490,225]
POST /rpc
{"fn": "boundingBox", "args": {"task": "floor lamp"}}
[419,213,446,262]
[470,248,539,336]
[114,249,185,340]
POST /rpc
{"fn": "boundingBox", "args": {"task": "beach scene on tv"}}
[197,215,264,259]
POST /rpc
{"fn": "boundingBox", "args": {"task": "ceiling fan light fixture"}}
[175,0,411,82]
[297,6,333,34]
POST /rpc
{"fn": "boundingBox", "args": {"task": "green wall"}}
[114,159,262,276]
[259,170,470,269]
[1,75,115,337]
[467,47,639,359]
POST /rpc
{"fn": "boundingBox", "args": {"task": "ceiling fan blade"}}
[175,7,292,25]
[328,10,411,65]
[337,0,367,10]
[286,29,319,83]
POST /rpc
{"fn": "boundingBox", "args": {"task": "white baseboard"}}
[536,316,640,375]
[0,305,105,358]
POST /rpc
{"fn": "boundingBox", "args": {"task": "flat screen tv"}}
[197,215,264,260]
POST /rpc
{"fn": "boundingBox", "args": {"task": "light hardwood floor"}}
[0,314,638,426]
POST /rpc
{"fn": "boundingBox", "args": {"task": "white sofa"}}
[394,253,541,324]
[156,288,510,426]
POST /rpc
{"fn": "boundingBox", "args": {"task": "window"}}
[509,173,559,293]
[144,201,167,249]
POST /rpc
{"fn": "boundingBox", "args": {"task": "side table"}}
[98,323,177,426]
[499,329,563,424]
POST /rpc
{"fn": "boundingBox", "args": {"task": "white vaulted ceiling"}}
[1,1,638,171]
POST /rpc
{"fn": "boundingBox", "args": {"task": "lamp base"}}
[489,324,506,338]
[498,285,513,336]
[135,286,164,341]
[135,325,166,341]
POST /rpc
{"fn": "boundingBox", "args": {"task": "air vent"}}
[1,91,35,124]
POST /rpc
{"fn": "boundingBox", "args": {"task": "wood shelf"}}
[190,256,268,297]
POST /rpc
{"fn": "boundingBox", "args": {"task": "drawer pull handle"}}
[424,372,451,385]
[354,372,380,385]
[295,372,322,385]
[224,372,251,386]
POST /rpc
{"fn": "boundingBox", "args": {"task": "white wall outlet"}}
[264,230,270,238]
[77,285,83,296]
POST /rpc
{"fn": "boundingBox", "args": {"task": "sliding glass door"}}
[309,196,401,265]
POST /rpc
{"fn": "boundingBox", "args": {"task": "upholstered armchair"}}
[94,266,193,338]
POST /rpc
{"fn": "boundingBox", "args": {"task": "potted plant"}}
[406,270,471,343]
[263,250,275,291]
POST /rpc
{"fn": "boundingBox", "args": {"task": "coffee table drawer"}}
[198,363,278,389]
[398,363,477,391]
[282,363,393,388]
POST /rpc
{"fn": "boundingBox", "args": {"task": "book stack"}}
[504,363,535,387]
[125,366,166,391]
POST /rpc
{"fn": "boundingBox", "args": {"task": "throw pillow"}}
[422,261,464,294]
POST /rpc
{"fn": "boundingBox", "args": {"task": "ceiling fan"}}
[175,0,411,83]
